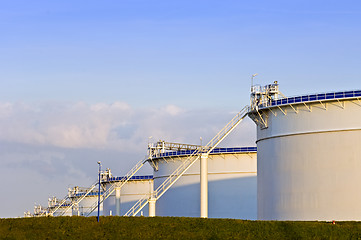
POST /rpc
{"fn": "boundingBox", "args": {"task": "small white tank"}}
[47,197,72,216]
[103,175,153,216]
[68,187,103,216]
[150,147,257,219]
[33,204,49,217]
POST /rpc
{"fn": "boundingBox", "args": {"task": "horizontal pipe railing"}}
[257,90,361,109]
[151,147,257,158]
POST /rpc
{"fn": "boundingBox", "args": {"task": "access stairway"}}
[124,106,249,216]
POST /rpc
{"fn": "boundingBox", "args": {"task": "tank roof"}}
[258,90,361,110]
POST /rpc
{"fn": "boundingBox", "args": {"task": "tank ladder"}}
[84,157,148,216]
[124,105,250,216]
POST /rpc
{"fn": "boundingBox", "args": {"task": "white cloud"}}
[0,101,133,149]
[0,101,257,217]
[0,101,256,150]
[161,104,184,116]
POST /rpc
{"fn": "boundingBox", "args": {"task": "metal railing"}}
[258,90,361,109]
[205,106,249,152]
[72,191,103,197]
[154,147,257,158]
[107,175,153,182]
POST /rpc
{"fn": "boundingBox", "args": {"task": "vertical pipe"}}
[149,198,156,217]
[97,161,101,222]
[74,204,79,216]
[200,153,208,218]
[115,187,121,216]
[149,180,156,217]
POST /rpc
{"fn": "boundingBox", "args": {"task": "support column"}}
[115,187,121,216]
[76,204,80,216]
[149,198,156,217]
[200,153,208,218]
[73,204,80,216]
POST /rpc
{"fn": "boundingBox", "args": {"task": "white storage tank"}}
[249,85,361,220]
[149,147,257,219]
[102,175,153,216]
[68,187,103,216]
[33,204,50,217]
[47,197,72,216]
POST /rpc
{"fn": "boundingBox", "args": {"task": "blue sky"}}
[0,0,360,217]
[2,0,360,108]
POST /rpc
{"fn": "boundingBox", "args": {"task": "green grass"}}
[1,216,361,240]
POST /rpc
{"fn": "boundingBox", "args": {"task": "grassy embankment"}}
[1,216,361,239]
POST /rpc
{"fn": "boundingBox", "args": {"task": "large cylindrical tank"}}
[249,90,361,220]
[103,176,153,216]
[151,147,257,219]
